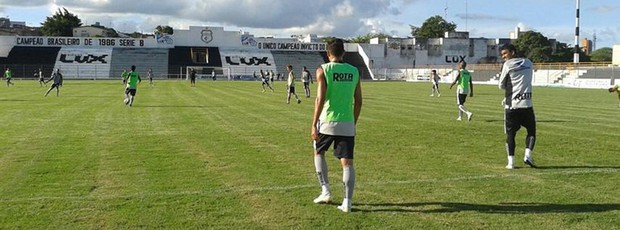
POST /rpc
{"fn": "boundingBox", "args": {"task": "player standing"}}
[499,44,537,169]
[302,66,313,98]
[4,67,14,86]
[147,68,154,87]
[311,39,362,213]
[608,84,620,108]
[44,69,63,97]
[189,68,197,87]
[430,69,441,97]
[124,65,142,107]
[449,61,474,121]
[37,68,46,87]
[286,64,302,104]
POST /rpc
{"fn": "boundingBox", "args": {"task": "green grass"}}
[0,80,619,229]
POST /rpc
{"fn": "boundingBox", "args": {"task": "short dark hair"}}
[431,69,436,73]
[286,64,292,69]
[131,65,136,71]
[500,44,517,54]
[327,38,345,57]
[459,61,467,68]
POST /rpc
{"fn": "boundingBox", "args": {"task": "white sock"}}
[507,155,514,166]
[525,148,532,160]
[459,105,470,114]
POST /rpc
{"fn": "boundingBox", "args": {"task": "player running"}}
[124,65,142,107]
[260,69,274,92]
[286,64,302,104]
[44,69,63,97]
[121,69,128,85]
[4,67,14,86]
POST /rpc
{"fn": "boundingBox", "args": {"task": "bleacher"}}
[577,67,617,79]
[271,51,325,80]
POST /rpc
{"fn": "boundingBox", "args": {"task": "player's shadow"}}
[0,99,30,101]
[135,105,216,108]
[483,119,569,123]
[356,202,620,214]
[535,165,620,170]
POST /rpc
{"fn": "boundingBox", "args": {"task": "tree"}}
[512,31,553,62]
[590,47,613,62]
[410,15,457,39]
[155,25,174,35]
[40,8,82,36]
[349,33,392,44]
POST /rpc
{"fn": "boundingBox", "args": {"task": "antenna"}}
[444,0,448,19]
[592,30,597,51]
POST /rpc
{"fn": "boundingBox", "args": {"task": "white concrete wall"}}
[613,45,620,66]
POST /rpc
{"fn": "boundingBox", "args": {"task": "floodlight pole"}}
[574,0,580,64]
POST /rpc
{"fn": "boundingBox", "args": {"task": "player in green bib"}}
[4,67,14,86]
[609,84,620,108]
[310,39,362,213]
[450,61,474,121]
[124,65,141,107]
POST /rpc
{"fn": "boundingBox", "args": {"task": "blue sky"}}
[0,0,618,48]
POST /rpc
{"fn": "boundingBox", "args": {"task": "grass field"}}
[0,79,619,229]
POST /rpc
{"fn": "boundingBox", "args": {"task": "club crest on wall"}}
[201,29,213,44]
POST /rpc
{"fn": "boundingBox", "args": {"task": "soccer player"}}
[286,64,302,104]
[499,44,536,169]
[301,66,313,98]
[4,67,14,86]
[147,68,154,87]
[121,69,128,85]
[430,69,441,97]
[37,68,46,87]
[269,69,275,85]
[609,84,620,108]
[44,69,63,97]
[260,69,274,92]
[124,65,142,107]
[311,38,362,213]
[211,69,216,81]
[189,68,197,87]
[449,61,474,121]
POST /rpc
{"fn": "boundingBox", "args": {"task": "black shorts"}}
[457,94,467,105]
[304,82,310,89]
[125,88,137,96]
[288,86,296,93]
[50,83,60,89]
[505,107,536,136]
[314,134,355,159]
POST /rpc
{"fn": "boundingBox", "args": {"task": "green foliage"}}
[513,31,552,62]
[590,47,613,62]
[410,15,457,39]
[0,81,618,229]
[40,8,82,36]
[155,25,174,35]
[349,33,392,43]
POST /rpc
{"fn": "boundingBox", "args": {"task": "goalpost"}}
[185,66,231,81]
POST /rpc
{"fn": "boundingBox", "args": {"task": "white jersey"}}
[499,58,533,109]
